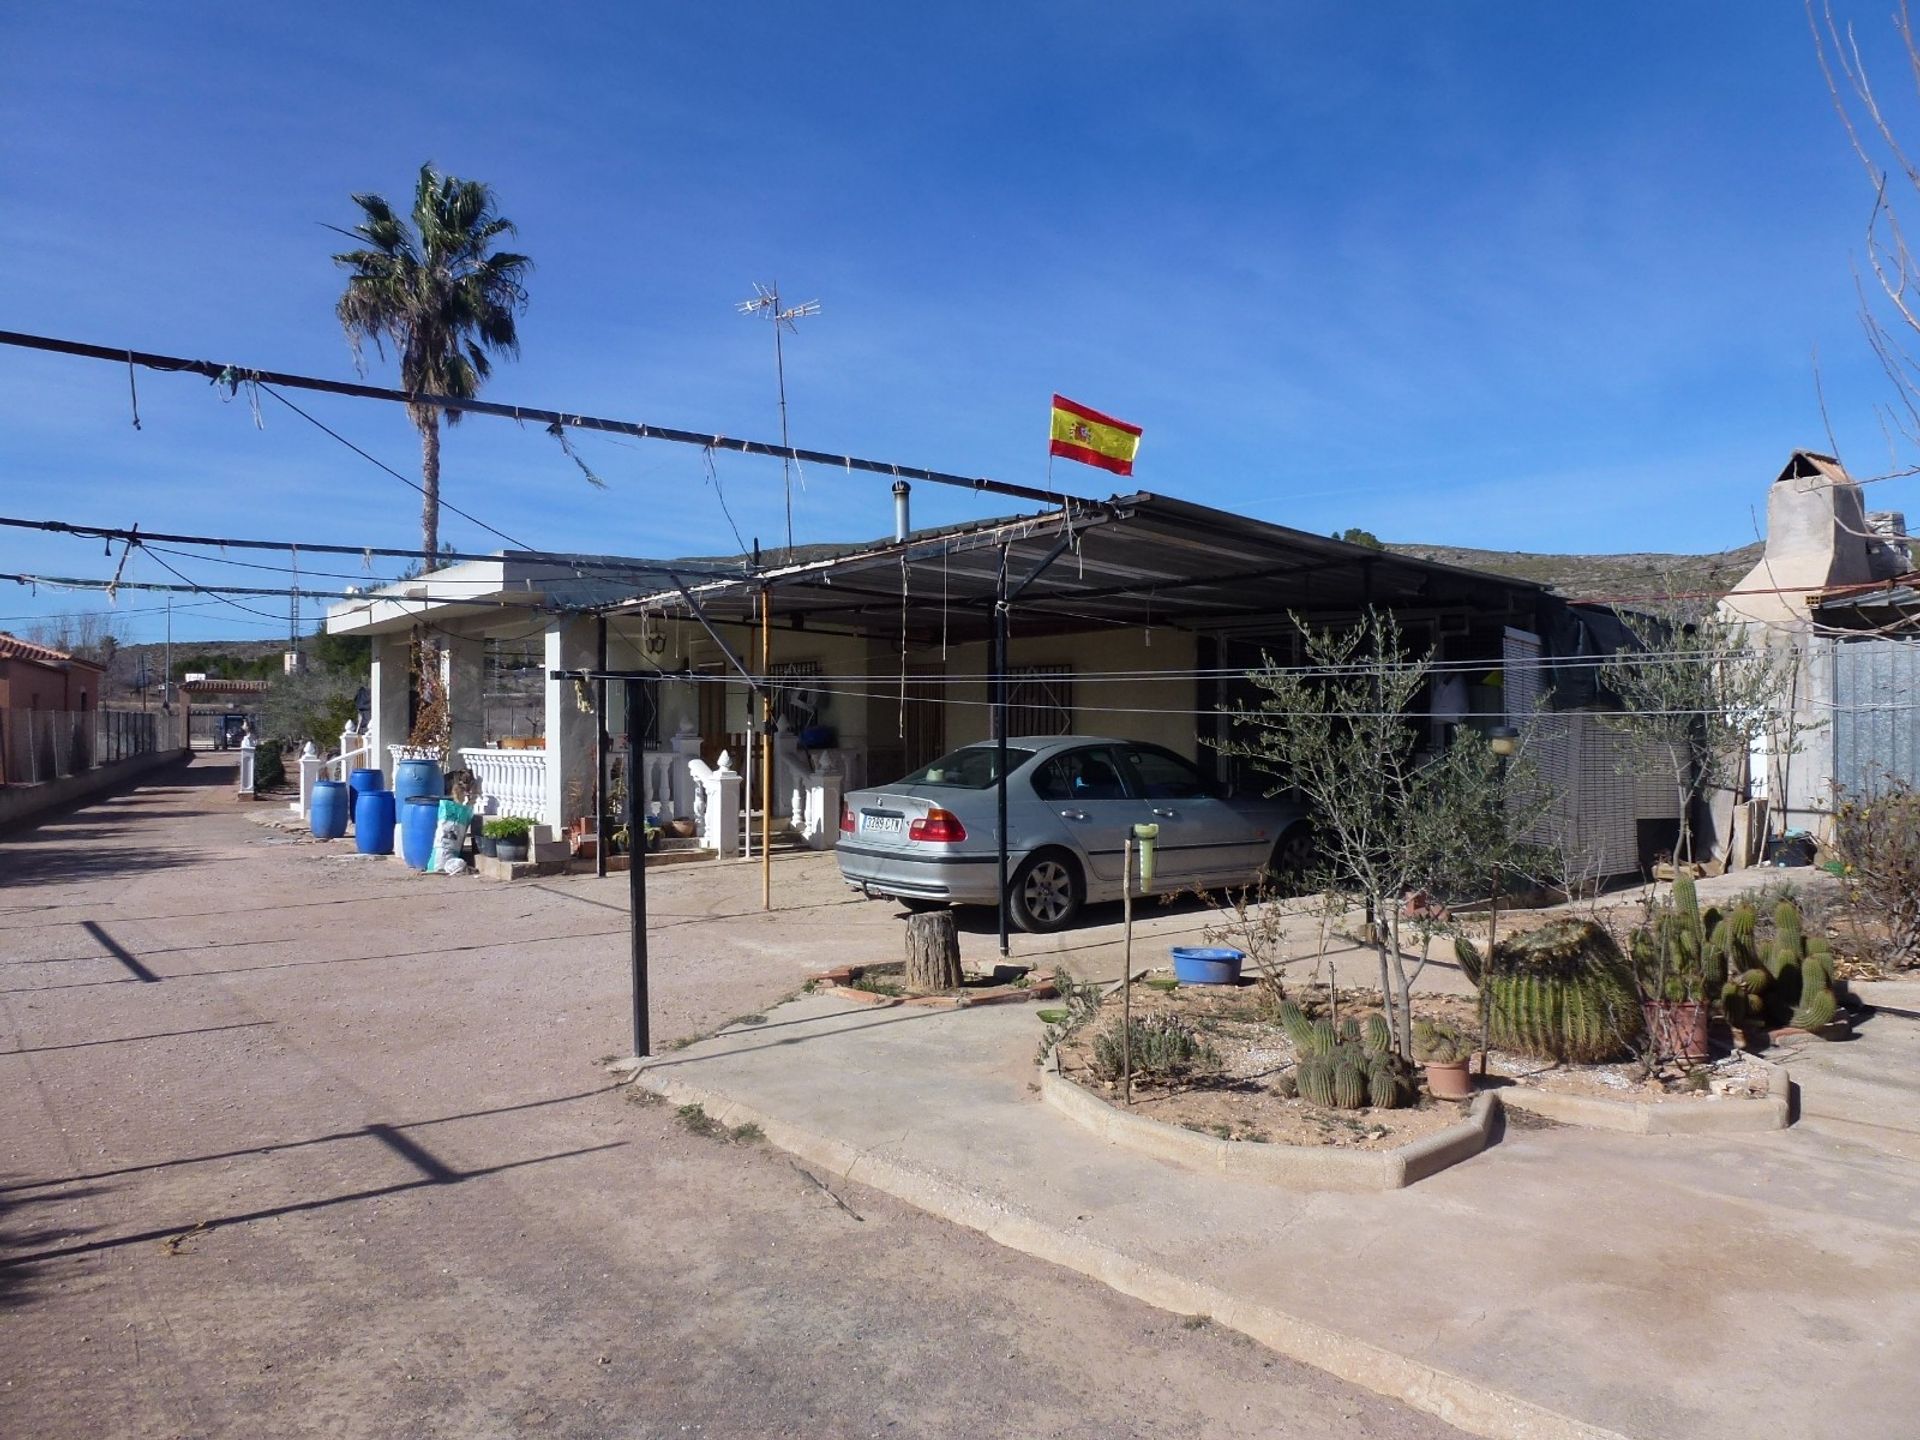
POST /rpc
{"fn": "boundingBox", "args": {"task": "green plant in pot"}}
[1413,1018,1476,1100]
[484,815,534,862]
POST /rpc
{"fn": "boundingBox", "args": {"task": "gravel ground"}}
[0,755,1460,1440]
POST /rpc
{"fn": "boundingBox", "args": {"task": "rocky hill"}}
[1384,541,1765,603]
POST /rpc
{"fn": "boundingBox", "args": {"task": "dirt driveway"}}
[0,756,1455,1440]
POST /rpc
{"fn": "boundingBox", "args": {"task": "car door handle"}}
[1058,809,1088,821]
[1151,807,1177,818]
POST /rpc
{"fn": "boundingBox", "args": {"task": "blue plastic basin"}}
[1169,945,1245,986]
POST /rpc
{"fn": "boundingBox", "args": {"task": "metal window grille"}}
[770,660,824,733]
[1005,665,1075,736]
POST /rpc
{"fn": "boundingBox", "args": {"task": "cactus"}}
[1295,1055,1335,1107]
[1749,897,1842,1035]
[1331,1054,1368,1109]
[1273,1069,1299,1100]
[1413,1017,1475,1064]
[1284,1008,1416,1110]
[1306,1017,1337,1057]
[1453,936,1484,986]
[1471,919,1643,1063]
[1362,1013,1392,1056]
[1279,1001,1315,1051]
[1791,945,1840,1030]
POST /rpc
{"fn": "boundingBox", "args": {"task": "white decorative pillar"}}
[442,633,485,757]
[543,614,597,835]
[806,755,843,851]
[295,740,322,817]
[699,752,743,858]
[368,633,410,787]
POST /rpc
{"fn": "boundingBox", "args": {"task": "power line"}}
[0,513,746,581]
[0,327,1095,513]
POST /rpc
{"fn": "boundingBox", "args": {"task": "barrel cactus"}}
[1468,919,1643,1063]
[1283,1007,1416,1110]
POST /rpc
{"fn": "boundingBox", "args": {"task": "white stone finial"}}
[716,749,734,773]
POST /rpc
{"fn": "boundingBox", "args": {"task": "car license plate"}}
[862,814,903,835]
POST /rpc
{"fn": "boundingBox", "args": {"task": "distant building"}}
[0,632,105,784]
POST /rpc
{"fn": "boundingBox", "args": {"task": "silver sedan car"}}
[835,736,1313,932]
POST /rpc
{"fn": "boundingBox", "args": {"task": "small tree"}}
[1217,610,1508,1056]
[1598,608,1802,864]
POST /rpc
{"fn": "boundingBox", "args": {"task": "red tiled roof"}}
[0,632,107,670]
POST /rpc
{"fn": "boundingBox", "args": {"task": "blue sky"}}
[2,2,1916,643]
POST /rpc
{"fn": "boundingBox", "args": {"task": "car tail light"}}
[909,808,967,843]
[840,800,855,835]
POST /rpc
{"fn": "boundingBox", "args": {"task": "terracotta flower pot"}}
[1643,1000,1711,1062]
[1423,1059,1474,1101]
[667,818,697,839]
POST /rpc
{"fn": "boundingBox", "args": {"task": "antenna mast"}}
[736,281,820,556]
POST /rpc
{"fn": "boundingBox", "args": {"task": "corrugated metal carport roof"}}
[615,493,1547,640]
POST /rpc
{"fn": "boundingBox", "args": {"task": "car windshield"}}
[897,746,1036,789]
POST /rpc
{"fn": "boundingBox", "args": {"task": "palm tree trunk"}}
[419,416,441,567]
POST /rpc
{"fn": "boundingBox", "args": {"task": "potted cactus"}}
[1629,875,1719,1062]
[1413,1018,1476,1100]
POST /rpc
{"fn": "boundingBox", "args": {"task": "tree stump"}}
[904,910,963,993]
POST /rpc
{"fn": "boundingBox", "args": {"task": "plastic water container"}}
[1169,945,1245,986]
[347,768,384,831]
[394,757,444,812]
[354,790,395,855]
[309,780,349,840]
[401,795,441,871]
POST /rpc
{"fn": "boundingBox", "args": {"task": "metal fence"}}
[0,707,161,786]
[1830,636,1920,794]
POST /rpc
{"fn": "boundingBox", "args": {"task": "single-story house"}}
[0,632,104,784]
[326,491,1680,882]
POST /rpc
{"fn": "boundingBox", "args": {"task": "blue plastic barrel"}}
[347,768,384,831]
[401,796,441,871]
[309,780,350,840]
[394,757,444,812]
[399,794,439,875]
[1170,945,1245,986]
[354,790,395,854]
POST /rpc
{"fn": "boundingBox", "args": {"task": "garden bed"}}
[1047,973,1792,1147]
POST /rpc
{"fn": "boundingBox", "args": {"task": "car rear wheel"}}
[1010,851,1083,933]
[1266,824,1316,895]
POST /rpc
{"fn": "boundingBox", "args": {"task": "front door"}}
[696,665,728,767]
[902,667,946,775]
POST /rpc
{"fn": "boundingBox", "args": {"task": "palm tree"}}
[333,164,532,565]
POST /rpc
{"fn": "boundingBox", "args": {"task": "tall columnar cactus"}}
[1469,919,1644,1063]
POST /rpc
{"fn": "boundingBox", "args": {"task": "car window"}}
[899,745,1036,789]
[1121,745,1216,800]
[1032,747,1129,802]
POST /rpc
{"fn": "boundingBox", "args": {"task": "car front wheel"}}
[1010,851,1083,933]
[1266,824,1316,895]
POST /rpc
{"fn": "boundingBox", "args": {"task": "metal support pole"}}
[1122,835,1134,1106]
[595,617,608,880]
[761,586,773,911]
[626,678,650,1057]
[995,546,1011,957]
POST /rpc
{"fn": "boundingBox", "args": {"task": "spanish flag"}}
[1049,394,1142,476]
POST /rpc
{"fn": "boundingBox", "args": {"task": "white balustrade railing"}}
[460,746,546,819]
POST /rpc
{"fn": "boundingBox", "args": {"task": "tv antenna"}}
[736,280,820,555]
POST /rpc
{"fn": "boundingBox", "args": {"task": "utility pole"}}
[736,282,820,557]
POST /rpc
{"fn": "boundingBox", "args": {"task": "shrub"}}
[483,816,533,840]
[1831,780,1920,969]
[1089,1014,1218,1083]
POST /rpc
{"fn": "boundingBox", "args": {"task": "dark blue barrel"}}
[354,790,395,854]
[393,757,444,812]
[401,795,441,871]
[309,780,350,840]
[347,768,384,831]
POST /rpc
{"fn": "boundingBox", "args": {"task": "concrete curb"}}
[633,1063,1630,1440]
[1038,1058,1497,1190]
[1494,1064,1794,1135]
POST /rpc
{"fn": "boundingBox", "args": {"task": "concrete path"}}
[638,986,1920,1440]
[1,755,1458,1440]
